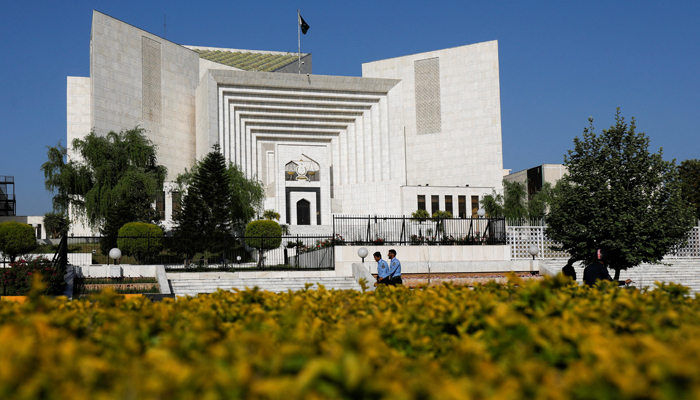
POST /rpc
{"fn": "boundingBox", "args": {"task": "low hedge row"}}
[0,276,698,399]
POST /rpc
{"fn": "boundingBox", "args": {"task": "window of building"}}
[417,195,426,211]
[156,191,165,221]
[471,196,479,218]
[172,191,181,217]
[458,196,466,219]
[431,195,439,216]
[445,196,453,217]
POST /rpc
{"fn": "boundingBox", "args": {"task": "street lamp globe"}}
[528,245,539,260]
[109,248,122,260]
[477,208,486,218]
[357,247,368,263]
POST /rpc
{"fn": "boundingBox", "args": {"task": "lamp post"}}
[477,208,486,244]
[528,245,539,260]
[357,247,368,263]
[109,248,122,265]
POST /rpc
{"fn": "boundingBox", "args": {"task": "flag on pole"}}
[299,14,310,35]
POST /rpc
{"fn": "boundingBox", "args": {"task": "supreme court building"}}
[67,11,506,233]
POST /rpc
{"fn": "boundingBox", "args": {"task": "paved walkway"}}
[170,276,362,297]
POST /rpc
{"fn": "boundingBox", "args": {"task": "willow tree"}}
[41,127,167,234]
[546,110,695,280]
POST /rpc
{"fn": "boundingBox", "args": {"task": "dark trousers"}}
[377,278,392,285]
[391,276,403,286]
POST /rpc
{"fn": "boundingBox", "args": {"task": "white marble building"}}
[67,11,505,234]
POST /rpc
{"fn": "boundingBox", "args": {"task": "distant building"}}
[504,164,567,197]
[0,176,47,239]
[0,176,16,216]
[67,11,507,233]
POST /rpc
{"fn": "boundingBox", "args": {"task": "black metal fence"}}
[332,215,507,245]
[55,235,335,272]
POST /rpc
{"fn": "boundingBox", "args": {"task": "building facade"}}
[67,11,506,234]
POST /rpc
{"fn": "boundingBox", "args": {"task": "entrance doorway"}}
[296,199,310,225]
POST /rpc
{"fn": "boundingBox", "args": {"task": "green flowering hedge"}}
[0,275,699,399]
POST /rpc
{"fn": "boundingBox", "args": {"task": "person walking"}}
[374,252,391,286]
[387,249,402,286]
[583,248,631,287]
[562,258,577,281]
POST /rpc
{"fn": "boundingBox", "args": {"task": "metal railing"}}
[54,235,335,271]
[332,215,507,245]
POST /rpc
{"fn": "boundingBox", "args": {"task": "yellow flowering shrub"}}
[1,274,700,399]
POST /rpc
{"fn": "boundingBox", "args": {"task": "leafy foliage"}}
[116,222,164,264]
[0,222,36,262]
[480,179,552,220]
[410,209,430,220]
[263,210,280,221]
[42,212,71,239]
[245,220,282,267]
[2,276,700,398]
[547,110,695,279]
[679,159,700,220]
[173,147,265,235]
[0,257,65,295]
[431,210,453,219]
[41,127,167,229]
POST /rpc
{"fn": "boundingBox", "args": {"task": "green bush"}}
[116,222,163,264]
[245,220,282,267]
[411,209,430,220]
[0,221,37,262]
[0,257,66,295]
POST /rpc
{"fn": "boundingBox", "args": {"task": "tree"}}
[176,146,233,237]
[245,220,282,267]
[546,110,695,280]
[679,159,700,221]
[173,145,265,237]
[481,180,550,220]
[43,212,70,239]
[263,210,281,221]
[527,182,558,220]
[0,222,37,262]
[117,222,164,264]
[411,209,431,220]
[41,127,167,231]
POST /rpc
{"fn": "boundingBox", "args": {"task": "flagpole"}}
[297,9,301,74]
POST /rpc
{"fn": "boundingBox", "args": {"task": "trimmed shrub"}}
[0,257,66,295]
[3,277,700,397]
[0,221,37,262]
[116,222,163,264]
[245,220,282,267]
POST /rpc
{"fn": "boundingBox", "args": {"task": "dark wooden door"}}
[296,199,310,225]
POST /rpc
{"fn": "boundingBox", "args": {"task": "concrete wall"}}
[66,77,91,161]
[90,11,199,180]
[335,244,510,276]
[362,41,504,193]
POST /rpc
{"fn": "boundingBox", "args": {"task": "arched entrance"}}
[296,199,311,225]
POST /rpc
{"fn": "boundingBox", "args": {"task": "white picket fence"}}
[508,225,700,260]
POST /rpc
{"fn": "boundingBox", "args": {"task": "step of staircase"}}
[540,259,700,294]
[170,277,362,297]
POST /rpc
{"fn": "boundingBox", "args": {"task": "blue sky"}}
[1,1,698,216]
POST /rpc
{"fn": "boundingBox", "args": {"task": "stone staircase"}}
[540,259,700,294]
[170,277,362,297]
